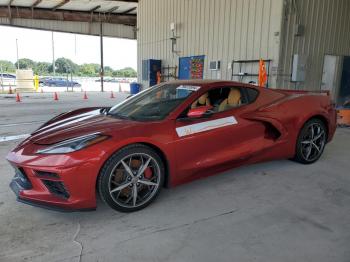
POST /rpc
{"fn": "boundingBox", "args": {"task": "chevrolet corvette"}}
[6,80,337,212]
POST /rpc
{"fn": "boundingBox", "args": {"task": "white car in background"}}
[0,73,16,88]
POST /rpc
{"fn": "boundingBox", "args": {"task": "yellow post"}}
[34,75,39,92]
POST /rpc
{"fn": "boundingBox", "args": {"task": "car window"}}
[180,86,259,117]
[245,87,259,103]
[1,74,15,79]
[108,83,200,121]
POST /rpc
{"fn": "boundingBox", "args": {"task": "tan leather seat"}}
[191,92,211,108]
[218,88,241,112]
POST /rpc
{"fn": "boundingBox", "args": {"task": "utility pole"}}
[100,21,104,92]
[74,34,77,55]
[52,31,55,76]
[16,39,19,70]
[0,63,3,91]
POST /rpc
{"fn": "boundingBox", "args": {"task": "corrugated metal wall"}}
[277,0,350,90]
[0,18,135,39]
[137,0,284,87]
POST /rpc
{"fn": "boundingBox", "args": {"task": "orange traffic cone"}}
[110,91,115,98]
[83,91,88,100]
[16,92,21,102]
[54,92,58,101]
[9,85,13,94]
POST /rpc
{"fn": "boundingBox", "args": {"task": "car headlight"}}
[36,133,109,154]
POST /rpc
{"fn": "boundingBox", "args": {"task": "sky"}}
[0,25,137,70]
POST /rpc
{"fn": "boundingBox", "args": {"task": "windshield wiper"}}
[108,112,140,121]
[109,113,128,119]
[100,108,109,115]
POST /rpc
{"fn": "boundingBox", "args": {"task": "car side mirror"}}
[187,106,214,119]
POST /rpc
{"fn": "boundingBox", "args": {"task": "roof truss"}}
[0,6,136,26]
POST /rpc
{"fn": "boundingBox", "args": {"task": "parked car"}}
[40,77,81,87]
[0,73,16,86]
[7,80,337,212]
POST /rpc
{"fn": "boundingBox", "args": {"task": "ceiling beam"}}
[89,5,101,12]
[108,0,137,2]
[121,7,137,14]
[106,6,119,13]
[7,0,13,22]
[31,0,42,8]
[52,0,70,11]
[0,6,136,26]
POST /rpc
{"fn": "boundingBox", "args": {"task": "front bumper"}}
[9,173,94,212]
[7,162,98,212]
[6,140,112,211]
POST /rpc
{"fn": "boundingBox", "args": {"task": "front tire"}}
[294,118,327,164]
[98,144,164,212]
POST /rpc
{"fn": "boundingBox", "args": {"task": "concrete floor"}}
[0,92,349,262]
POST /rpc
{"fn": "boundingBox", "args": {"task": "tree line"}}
[0,58,137,78]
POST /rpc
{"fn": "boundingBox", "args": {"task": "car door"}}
[52,78,59,86]
[57,78,65,86]
[173,86,267,181]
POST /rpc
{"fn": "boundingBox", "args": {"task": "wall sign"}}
[179,55,205,80]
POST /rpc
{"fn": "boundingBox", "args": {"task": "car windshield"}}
[108,83,200,121]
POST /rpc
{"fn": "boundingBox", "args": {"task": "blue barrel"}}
[130,82,141,95]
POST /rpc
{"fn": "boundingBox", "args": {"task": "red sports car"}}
[6,80,337,212]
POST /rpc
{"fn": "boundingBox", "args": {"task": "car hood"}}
[29,109,133,145]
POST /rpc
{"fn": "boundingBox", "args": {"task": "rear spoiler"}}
[274,89,337,107]
[274,89,330,96]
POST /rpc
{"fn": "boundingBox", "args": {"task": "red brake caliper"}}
[144,167,153,179]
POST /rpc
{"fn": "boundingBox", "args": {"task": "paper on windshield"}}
[176,85,201,92]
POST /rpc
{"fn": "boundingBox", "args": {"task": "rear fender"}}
[253,94,336,143]
[296,110,335,142]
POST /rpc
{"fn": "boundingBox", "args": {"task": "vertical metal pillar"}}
[52,32,55,76]
[16,39,19,69]
[100,22,104,92]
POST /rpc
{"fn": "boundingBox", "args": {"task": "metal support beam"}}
[52,0,70,11]
[89,5,101,12]
[7,0,13,23]
[31,0,42,7]
[0,6,136,26]
[106,6,119,13]
[100,22,104,92]
[52,32,55,76]
[109,0,137,2]
[16,38,19,69]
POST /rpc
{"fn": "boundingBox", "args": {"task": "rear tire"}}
[294,118,327,164]
[98,144,164,212]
